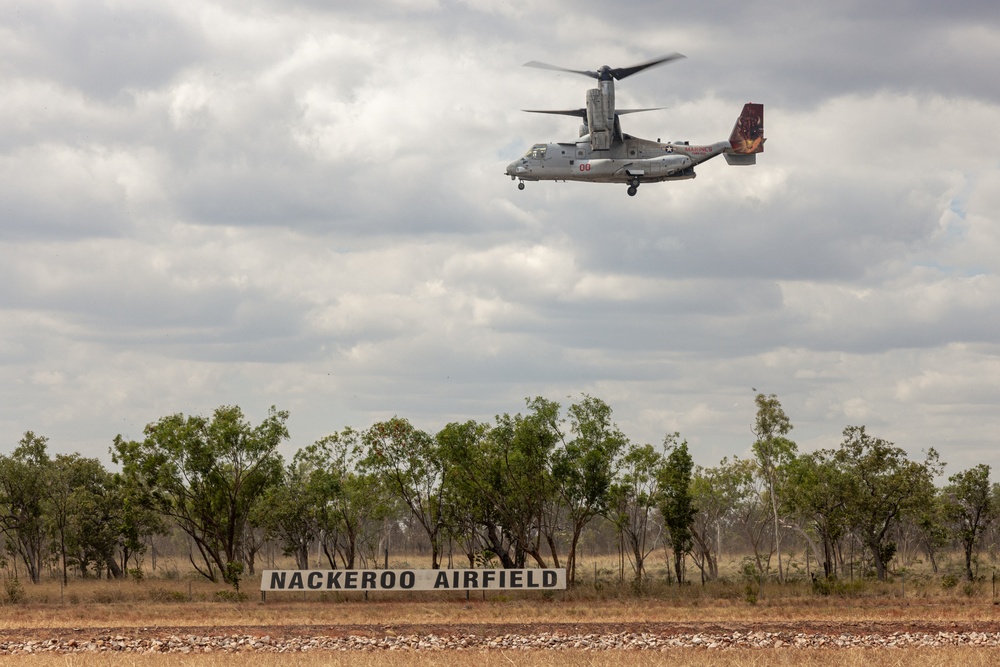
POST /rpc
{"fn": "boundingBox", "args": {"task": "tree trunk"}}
[106,556,124,579]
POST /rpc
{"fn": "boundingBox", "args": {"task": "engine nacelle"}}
[586,88,612,150]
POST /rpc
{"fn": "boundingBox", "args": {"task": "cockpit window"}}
[523,144,547,160]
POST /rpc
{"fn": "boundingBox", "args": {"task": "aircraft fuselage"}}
[506,135,730,185]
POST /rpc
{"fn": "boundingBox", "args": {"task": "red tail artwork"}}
[730,103,764,155]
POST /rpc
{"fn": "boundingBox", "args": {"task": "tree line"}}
[1,394,997,589]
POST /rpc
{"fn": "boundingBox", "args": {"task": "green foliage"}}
[4,395,997,597]
[436,398,561,569]
[834,426,941,581]
[608,442,665,588]
[361,417,446,568]
[659,434,695,585]
[739,557,759,605]
[213,589,248,603]
[750,393,797,584]
[112,405,288,583]
[784,450,851,579]
[0,432,51,583]
[223,561,244,591]
[553,396,628,585]
[943,464,994,582]
[148,587,189,603]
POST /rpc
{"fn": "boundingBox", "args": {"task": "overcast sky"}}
[2,0,999,475]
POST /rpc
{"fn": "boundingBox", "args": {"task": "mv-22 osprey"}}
[505,54,764,196]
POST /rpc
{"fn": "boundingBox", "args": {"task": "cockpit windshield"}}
[523,144,547,160]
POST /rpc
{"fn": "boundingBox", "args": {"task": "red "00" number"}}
[578,163,591,172]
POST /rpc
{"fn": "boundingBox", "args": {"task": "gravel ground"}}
[2,622,1000,654]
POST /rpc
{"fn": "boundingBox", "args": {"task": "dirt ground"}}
[3,619,1000,643]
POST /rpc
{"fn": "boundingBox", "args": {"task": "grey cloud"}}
[3,3,206,99]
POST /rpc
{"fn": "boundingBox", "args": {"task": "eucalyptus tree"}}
[659,434,695,585]
[111,465,165,575]
[112,405,287,585]
[311,429,398,569]
[750,392,797,583]
[437,399,560,569]
[942,464,994,581]
[63,457,123,579]
[783,449,851,578]
[253,451,328,569]
[47,453,98,583]
[551,395,627,586]
[435,420,499,566]
[0,432,51,583]
[608,442,664,589]
[361,417,447,569]
[690,460,745,582]
[726,456,773,590]
[835,425,941,581]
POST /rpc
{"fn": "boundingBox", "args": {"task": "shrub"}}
[214,589,248,603]
[149,587,189,603]
[3,578,25,604]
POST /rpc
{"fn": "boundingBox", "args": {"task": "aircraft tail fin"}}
[726,103,764,165]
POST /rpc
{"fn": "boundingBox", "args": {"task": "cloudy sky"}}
[2,0,998,474]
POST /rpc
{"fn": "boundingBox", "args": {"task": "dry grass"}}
[1,573,999,629]
[1,648,998,667]
[1,595,999,631]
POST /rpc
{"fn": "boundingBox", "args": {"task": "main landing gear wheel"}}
[629,177,640,188]
[518,182,525,190]
[627,186,637,196]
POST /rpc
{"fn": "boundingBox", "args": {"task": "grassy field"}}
[0,555,998,666]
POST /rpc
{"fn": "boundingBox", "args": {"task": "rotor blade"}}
[616,107,668,115]
[523,61,598,79]
[522,108,587,118]
[610,53,686,80]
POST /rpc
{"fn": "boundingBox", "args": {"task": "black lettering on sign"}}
[362,572,376,589]
[400,571,415,589]
[544,571,556,587]
[482,571,496,588]
[327,571,342,589]
[289,572,304,590]
[527,570,539,588]
[308,572,323,589]
[510,571,522,588]
[380,571,396,589]
[434,571,449,589]
[463,570,479,589]
[344,571,357,589]
[270,572,287,590]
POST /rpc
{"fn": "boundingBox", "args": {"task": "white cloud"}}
[1,1,998,477]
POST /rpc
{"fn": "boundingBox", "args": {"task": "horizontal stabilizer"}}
[725,153,757,166]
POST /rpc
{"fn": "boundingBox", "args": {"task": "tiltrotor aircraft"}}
[505,54,764,196]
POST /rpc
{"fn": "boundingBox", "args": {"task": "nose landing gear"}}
[518,182,525,190]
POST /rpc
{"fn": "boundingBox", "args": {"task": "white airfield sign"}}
[261,568,566,592]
